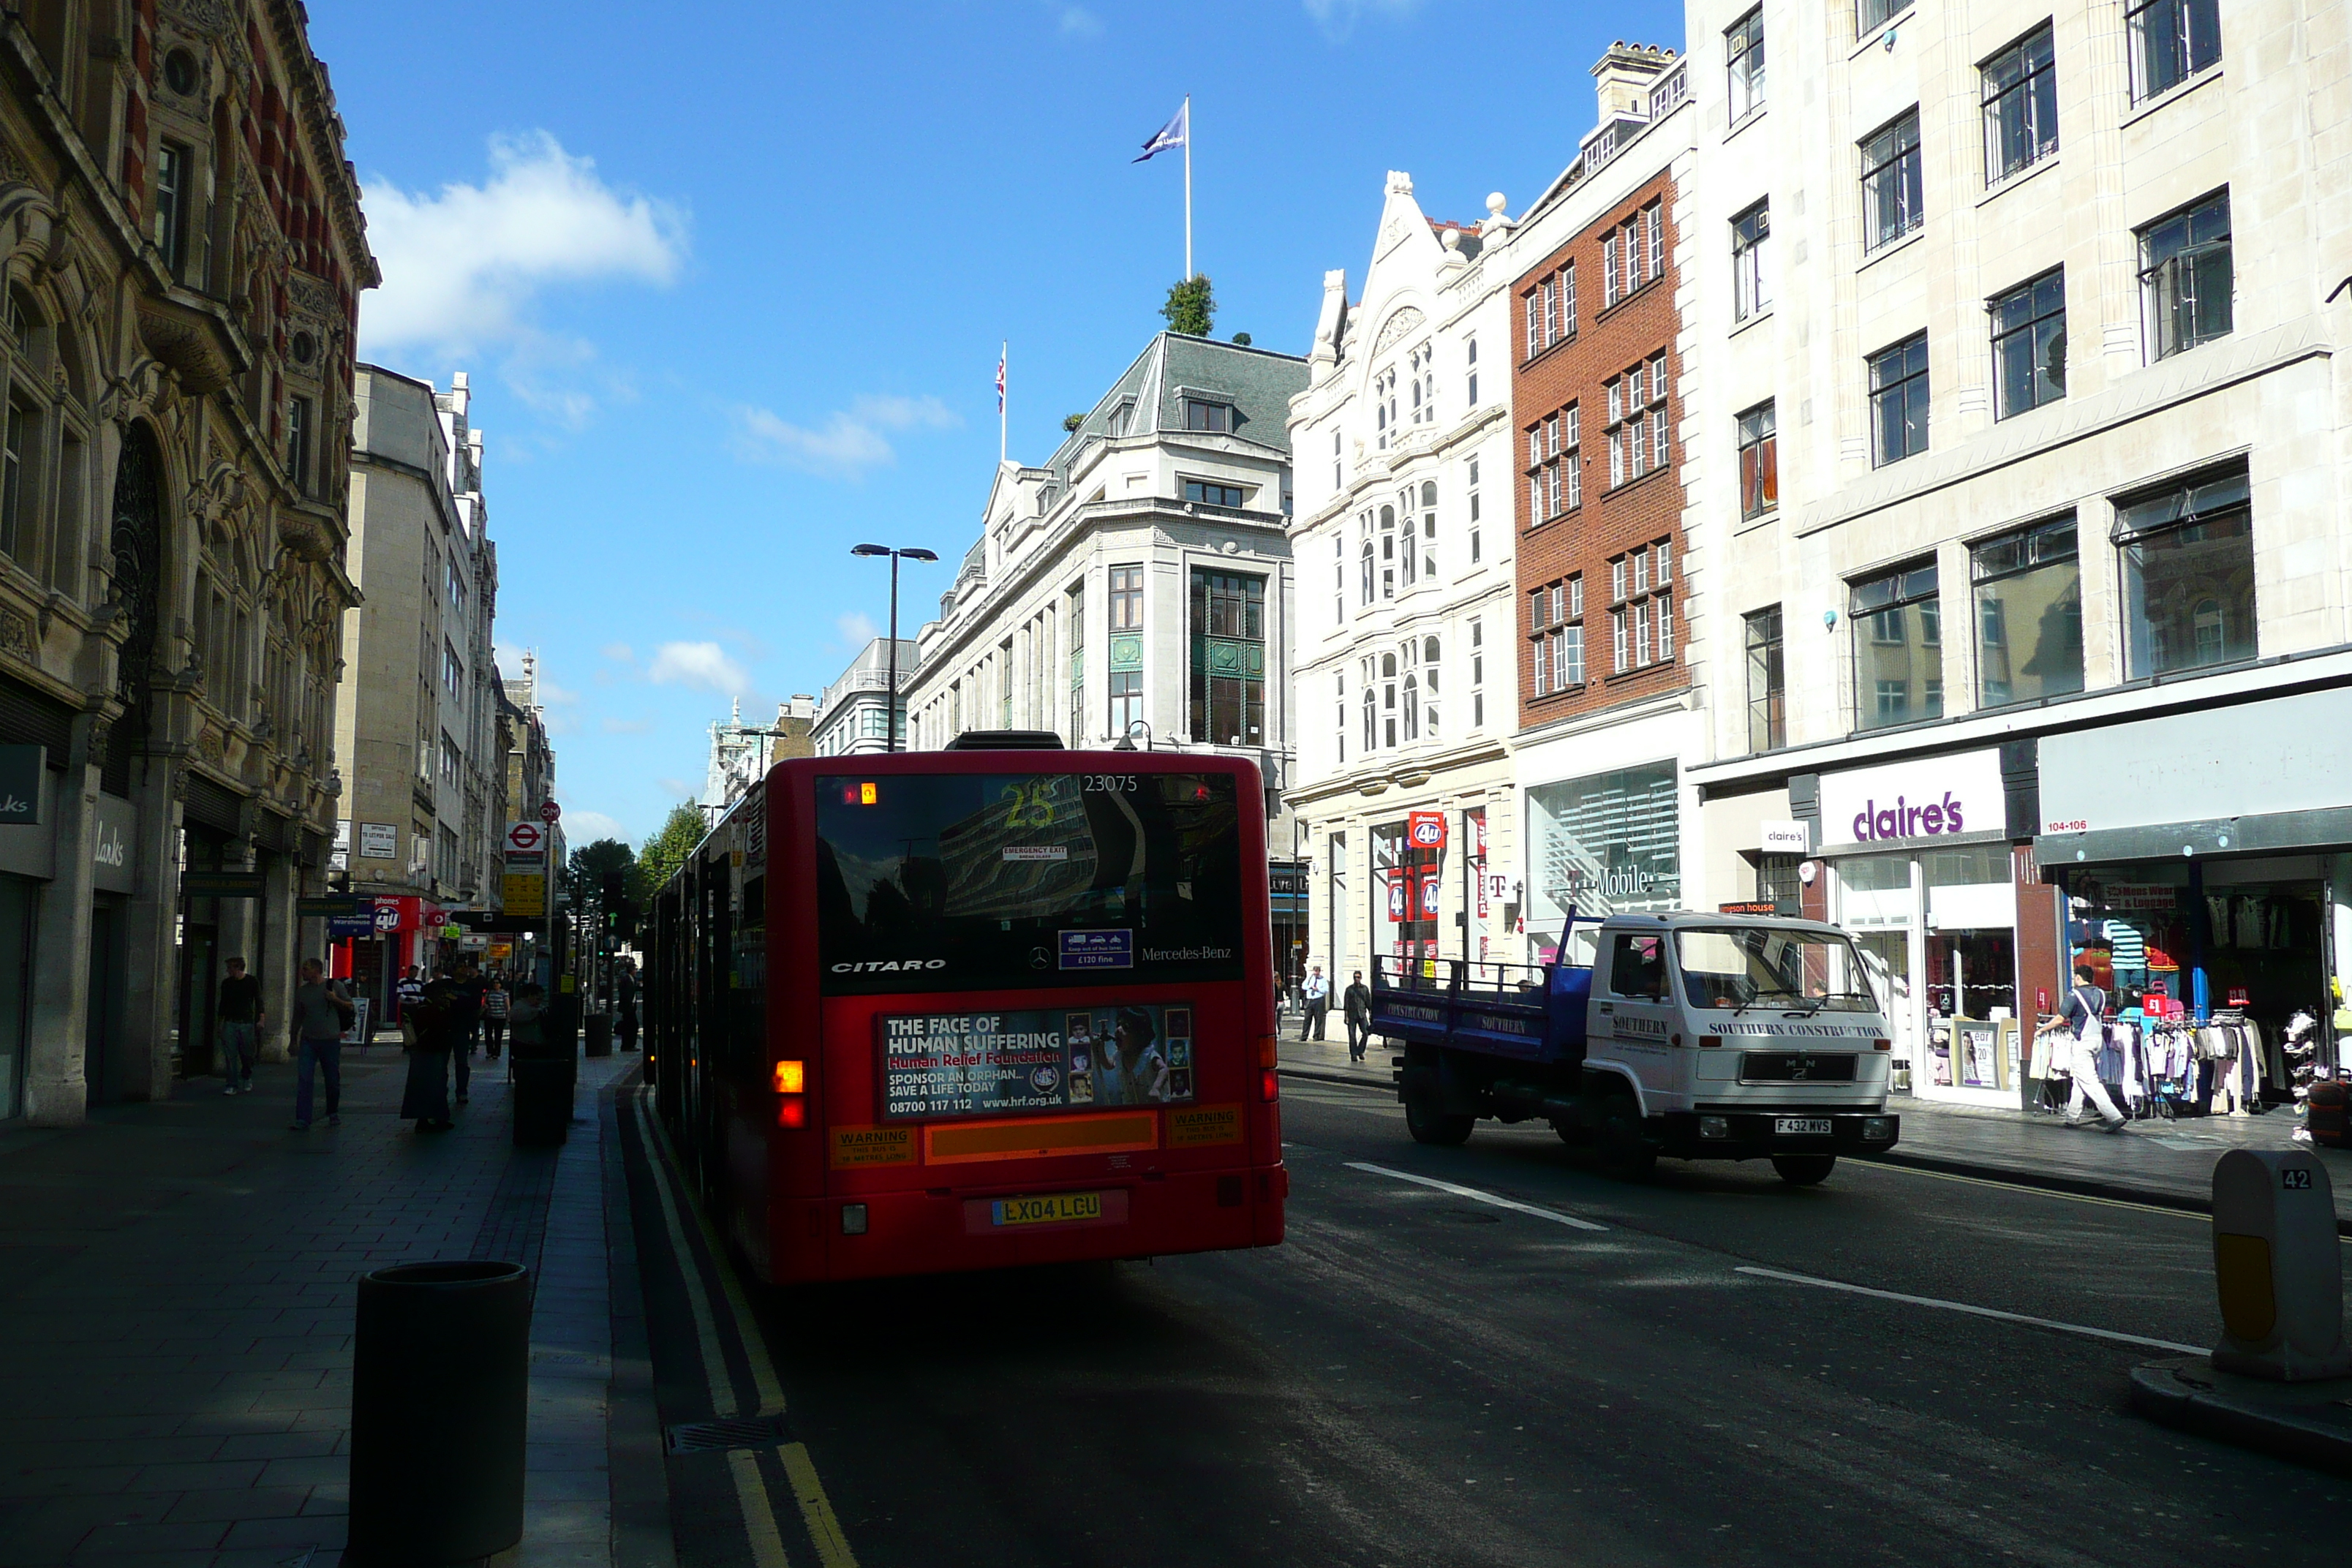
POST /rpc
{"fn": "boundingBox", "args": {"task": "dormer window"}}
[1184,399,1232,434]
[1109,400,1134,437]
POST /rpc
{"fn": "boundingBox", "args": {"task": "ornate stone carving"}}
[0,606,34,665]
[197,725,225,764]
[135,302,233,396]
[1371,306,1427,358]
[285,272,332,323]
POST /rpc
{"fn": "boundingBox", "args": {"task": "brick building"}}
[1505,43,1703,963]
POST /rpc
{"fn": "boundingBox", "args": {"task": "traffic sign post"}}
[505,821,545,857]
[539,800,561,825]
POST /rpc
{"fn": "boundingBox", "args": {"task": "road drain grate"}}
[665,1415,791,1455]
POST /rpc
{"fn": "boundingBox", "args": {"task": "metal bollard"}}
[349,1259,532,1564]
[584,1011,613,1058]
[2211,1148,2352,1381]
[510,1055,572,1147]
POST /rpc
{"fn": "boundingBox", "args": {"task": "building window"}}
[1067,581,1085,743]
[1380,652,1398,747]
[1851,561,1942,731]
[1990,268,2067,420]
[156,140,192,279]
[1332,535,1345,625]
[1868,333,1930,467]
[2138,190,2232,362]
[1469,618,1485,729]
[1358,515,1374,606]
[1982,23,2058,184]
[1184,478,1245,508]
[1109,565,1144,630]
[1335,671,1346,766]
[1465,336,1479,406]
[1727,7,1765,121]
[2116,464,2254,678]
[1731,200,1771,323]
[1331,428,1342,491]
[1526,404,1580,524]
[1416,480,1438,581]
[1972,515,2082,706]
[1183,399,1232,433]
[1744,606,1784,751]
[1109,671,1140,739]
[1861,110,1924,253]
[1379,506,1398,598]
[999,640,1013,727]
[1410,342,1437,426]
[1189,569,1264,745]
[0,402,23,563]
[1530,576,1583,696]
[1608,543,1675,674]
[286,396,314,495]
[442,641,462,699]
[1858,0,1907,31]
[2127,0,2221,104]
[1605,359,1667,489]
[1736,401,1777,519]
[1466,456,1482,564]
[447,556,465,612]
[440,733,461,788]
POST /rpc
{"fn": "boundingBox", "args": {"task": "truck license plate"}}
[1775,1117,1833,1137]
[990,1191,1103,1227]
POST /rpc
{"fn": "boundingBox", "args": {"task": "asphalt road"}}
[643,1079,2352,1567]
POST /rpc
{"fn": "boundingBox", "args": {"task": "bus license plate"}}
[1775,1117,1833,1137]
[990,1192,1103,1228]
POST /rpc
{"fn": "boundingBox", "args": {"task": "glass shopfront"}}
[1526,761,1679,965]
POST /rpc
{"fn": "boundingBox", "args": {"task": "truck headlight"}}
[1861,1117,1896,1142]
[1700,1115,1730,1139]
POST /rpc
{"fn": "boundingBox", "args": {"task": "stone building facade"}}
[333,365,500,1008]
[1678,0,2352,1102]
[1285,172,1520,994]
[812,636,917,757]
[904,333,1307,826]
[1506,43,1703,964]
[0,1,374,1123]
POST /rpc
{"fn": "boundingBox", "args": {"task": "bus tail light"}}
[773,1060,806,1093]
[776,1097,807,1128]
[1260,1069,1281,1103]
[1257,1034,1278,1069]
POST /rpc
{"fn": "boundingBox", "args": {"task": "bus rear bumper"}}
[785,1164,1288,1282]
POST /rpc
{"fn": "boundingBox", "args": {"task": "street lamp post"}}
[851,543,938,753]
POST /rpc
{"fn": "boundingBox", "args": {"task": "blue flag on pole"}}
[1134,101,1187,162]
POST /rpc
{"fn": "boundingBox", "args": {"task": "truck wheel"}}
[1404,1090,1475,1147]
[1771,1154,1836,1186]
[1595,1090,1656,1180]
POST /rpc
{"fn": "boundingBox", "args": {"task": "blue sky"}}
[309,0,1684,848]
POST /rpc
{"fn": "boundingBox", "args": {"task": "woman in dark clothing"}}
[399,976,460,1132]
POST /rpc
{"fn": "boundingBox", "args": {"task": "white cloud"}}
[601,717,652,734]
[360,132,687,358]
[600,643,634,663]
[837,611,878,647]
[657,777,692,799]
[563,808,629,845]
[1302,0,1422,36]
[731,394,961,480]
[535,676,579,706]
[1055,4,1103,36]
[648,641,750,695]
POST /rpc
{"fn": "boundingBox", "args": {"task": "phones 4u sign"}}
[1406,811,1447,850]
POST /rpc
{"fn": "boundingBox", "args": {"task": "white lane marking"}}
[1863,1157,2209,1221]
[1734,1264,2204,1354]
[1346,1161,1610,1232]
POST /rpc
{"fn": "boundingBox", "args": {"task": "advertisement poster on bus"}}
[878,1003,1196,1120]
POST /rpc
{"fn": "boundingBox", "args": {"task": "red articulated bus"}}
[646,739,1287,1284]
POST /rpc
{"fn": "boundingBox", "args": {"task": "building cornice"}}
[1287,735,1515,811]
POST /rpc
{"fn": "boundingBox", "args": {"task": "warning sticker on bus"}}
[878,1003,1196,1121]
[829,1125,917,1168]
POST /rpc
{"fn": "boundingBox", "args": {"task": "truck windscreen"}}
[1675,927,1881,1014]
[815,772,1247,995]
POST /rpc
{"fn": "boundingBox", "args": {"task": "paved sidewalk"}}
[1275,1028,2352,1218]
[0,1040,656,1567]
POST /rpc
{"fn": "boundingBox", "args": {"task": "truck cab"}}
[1375,911,1901,1185]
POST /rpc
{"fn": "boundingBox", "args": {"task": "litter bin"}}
[511,1053,573,1146]
[584,1011,612,1058]
[349,1259,530,1564]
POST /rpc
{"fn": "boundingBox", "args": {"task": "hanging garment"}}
[2105,920,2147,969]
[2236,895,2264,951]
[2208,894,2233,949]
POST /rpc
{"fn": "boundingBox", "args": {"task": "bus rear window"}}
[815,772,1247,995]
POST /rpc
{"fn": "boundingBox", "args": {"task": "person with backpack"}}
[2059,960,2127,1132]
[480,973,511,1060]
[289,958,354,1131]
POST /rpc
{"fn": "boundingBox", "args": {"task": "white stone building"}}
[1284,173,1523,992]
[812,638,918,756]
[904,332,1308,810]
[1678,0,2352,1104]
[701,696,815,820]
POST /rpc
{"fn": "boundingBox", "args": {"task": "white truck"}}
[1373,911,1901,1184]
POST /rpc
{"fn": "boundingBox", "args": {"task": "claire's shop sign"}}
[1819,749,2004,848]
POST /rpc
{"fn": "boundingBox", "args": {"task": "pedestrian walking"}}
[399,973,459,1133]
[1299,964,1330,1041]
[448,956,486,1104]
[288,958,353,1131]
[216,956,263,1095]
[396,965,424,1021]
[480,973,510,1060]
[1343,970,1373,1062]
[2059,961,2127,1132]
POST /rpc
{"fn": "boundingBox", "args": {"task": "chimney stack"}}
[1591,41,1676,130]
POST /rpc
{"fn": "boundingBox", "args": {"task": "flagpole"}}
[999,339,1008,464]
[1183,94,1193,279]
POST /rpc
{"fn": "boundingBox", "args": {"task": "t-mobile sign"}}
[1820,748,2004,848]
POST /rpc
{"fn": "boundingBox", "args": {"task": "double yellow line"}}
[634,1093,857,1568]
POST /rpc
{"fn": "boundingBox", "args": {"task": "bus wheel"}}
[1404,1090,1475,1147]
[1771,1154,1836,1186]
[1595,1090,1657,1180]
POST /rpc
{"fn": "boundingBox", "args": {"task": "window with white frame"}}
[1529,575,1585,696]
[1469,617,1485,728]
[1335,670,1346,766]
[1333,534,1345,625]
[1731,200,1771,323]
[1358,513,1375,606]
[1605,357,1669,489]
[1466,456,1482,565]
[1375,367,1396,450]
[1378,506,1397,599]
[1526,404,1579,523]
[1331,427,1342,491]
[1737,400,1778,519]
[1416,481,1437,581]
[1609,541,1675,674]
[1465,336,1480,406]
[1409,342,1436,426]
[1397,491,1419,588]
[1360,655,1377,754]
[1599,205,1665,309]
[1727,7,1765,122]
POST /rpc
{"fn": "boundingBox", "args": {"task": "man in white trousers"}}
[2060,960,2127,1131]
